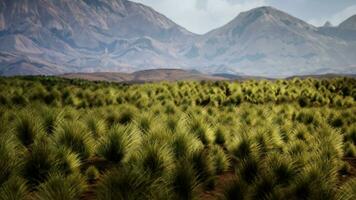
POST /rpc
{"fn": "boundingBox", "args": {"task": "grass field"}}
[0,76,355,200]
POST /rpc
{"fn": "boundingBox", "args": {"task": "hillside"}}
[60,69,228,83]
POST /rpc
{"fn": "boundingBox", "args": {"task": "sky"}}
[132,0,356,34]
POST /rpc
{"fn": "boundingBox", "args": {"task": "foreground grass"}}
[0,77,355,200]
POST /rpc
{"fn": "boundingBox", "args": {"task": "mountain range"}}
[0,0,355,77]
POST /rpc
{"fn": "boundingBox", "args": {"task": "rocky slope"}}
[0,0,194,75]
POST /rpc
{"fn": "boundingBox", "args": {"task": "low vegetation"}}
[0,76,355,199]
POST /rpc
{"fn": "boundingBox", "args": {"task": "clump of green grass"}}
[214,127,226,146]
[0,134,22,185]
[190,150,216,190]
[85,166,99,184]
[345,126,356,144]
[170,130,202,159]
[229,136,260,161]
[0,177,28,200]
[41,108,64,135]
[291,163,337,200]
[97,125,137,163]
[137,142,174,177]
[170,160,198,200]
[54,121,94,160]
[236,157,261,184]
[117,106,136,125]
[344,142,356,157]
[14,112,44,147]
[265,153,296,186]
[34,173,87,200]
[188,116,213,145]
[337,178,356,200]
[251,174,276,200]
[135,113,155,133]
[55,147,81,175]
[165,116,179,133]
[21,139,56,186]
[85,115,107,139]
[209,145,230,175]
[296,110,317,125]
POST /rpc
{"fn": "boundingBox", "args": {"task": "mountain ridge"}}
[0,0,355,77]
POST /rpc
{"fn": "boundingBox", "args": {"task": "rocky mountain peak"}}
[323,21,333,27]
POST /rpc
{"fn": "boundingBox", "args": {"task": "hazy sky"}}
[132,0,356,34]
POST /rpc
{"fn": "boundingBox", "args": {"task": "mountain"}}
[185,6,356,77]
[0,1,355,77]
[318,14,356,41]
[0,0,194,75]
[339,15,356,30]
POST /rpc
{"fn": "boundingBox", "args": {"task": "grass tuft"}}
[0,177,28,200]
[97,125,137,163]
[34,173,87,200]
[54,121,94,160]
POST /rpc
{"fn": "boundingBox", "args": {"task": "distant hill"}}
[60,69,228,83]
[0,0,356,77]
[60,69,356,83]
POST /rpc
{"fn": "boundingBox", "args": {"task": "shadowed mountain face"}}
[0,1,355,77]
